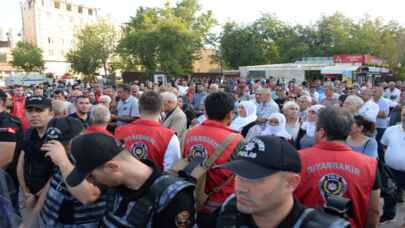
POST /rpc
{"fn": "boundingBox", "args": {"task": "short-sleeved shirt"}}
[381,124,405,171]
[358,100,379,123]
[375,97,390,129]
[347,137,378,158]
[117,96,139,126]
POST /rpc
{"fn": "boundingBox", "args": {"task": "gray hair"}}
[99,95,112,104]
[90,104,111,124]
[282,101,299,112]
[345,95,364,109]
[160,91,177,102]
[298,95,312,103]
[52,100,66,116]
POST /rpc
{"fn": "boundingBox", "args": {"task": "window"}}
[88,9,93,16]
[66,4,72,11]
[48,37,52,44]
[0,54,7,63]
[48,50,54,56]
[54,1,60,9]
[78,6,83,14]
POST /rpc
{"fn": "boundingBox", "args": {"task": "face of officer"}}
[75,97,91,115]
[234,172,300,215]
[25,107,53,128]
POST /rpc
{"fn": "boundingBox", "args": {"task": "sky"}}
[2,0,405,35]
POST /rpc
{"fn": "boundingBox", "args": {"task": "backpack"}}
[170,133,238,210]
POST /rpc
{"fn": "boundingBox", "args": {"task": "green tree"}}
[219,22,279,69]
[66,19,118,82]
[117,0,215,77]
[11,41,45,73]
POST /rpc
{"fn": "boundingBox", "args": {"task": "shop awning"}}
[321,65,360,75]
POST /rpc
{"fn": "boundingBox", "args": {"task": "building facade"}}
[21,0,99,75]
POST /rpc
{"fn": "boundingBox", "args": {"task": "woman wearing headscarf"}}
[297,105,324,149]
[230,101,257,136]
[283,101,301,142]
[261,113,291,140]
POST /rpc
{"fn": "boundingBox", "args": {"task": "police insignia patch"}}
[130,142,148,159]
[189,144,208,159]
[175,210,192,228]
[319,173,348,200]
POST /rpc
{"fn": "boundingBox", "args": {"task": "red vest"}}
[115,119,174,170]
[183,120,243,213]
[294,141,377,228]
[11,96,30,130]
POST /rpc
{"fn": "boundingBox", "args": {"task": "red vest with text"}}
[294,141,377,228]
[115,119,174,170]
[11,96,30,130]
[183,120,243,213]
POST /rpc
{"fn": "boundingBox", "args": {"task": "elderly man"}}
[359,87,379,123]
[51,100,67,118]
[114,84,140,126]
[297,95,312,121]
[161,91,187,139]
[255,87,280,124]
[86,104,113,136]
[384,81,401,106]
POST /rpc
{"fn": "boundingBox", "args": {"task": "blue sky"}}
[2,0,405,34]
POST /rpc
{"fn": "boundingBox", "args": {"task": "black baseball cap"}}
[66,133,124,187]
[25,96,52,109]
[45,117,84,143]
[220,136,301,180]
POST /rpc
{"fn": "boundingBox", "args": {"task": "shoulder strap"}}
[362,139,370,154]
[203,133,238,169]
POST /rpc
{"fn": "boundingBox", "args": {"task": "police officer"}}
[65,133,196,228]
[115,91,181,171]
[182,92,243,227]
[16,96,54,217]
[218,136,350,228]
[39,117,111,227]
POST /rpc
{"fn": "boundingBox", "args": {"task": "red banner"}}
[333,54,384,65]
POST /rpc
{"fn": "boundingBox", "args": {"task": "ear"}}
[285,173,301,192]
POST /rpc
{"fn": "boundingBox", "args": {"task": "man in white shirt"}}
[373,86,391,157]
[114,84,140,126]
[359,88,379,123]
[384,81,401,107]
[380,106,405,223]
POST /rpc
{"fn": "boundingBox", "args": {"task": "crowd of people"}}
[0,77,404,228]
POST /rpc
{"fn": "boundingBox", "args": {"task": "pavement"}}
[380,201,405,228]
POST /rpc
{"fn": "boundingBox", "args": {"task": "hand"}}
[24,193,36,209]
[41,140,69,167]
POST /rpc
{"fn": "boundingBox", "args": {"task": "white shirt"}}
[177,85,189,96]
[384,88,401,105]
[375,97,390,129]
[117,95,139,126]
[358,99,379,123]
[381,124,405,171]
[163,135,181,171]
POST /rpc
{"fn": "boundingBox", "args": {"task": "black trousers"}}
[382,168,405,217]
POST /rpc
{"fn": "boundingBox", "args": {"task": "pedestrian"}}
[86,104,113,136]
[161,91,188,139]
[113,84,139,126]
[69,95,91,128]
[379,106,405,224]
[217,135,350,228]
[65,133,196,228]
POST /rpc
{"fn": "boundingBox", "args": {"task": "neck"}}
[141,114,160,121]
[327,139,346,144]
[252,196,294,228]
[287,117,297,123]
[123,160,153,190]
[36,126,47,138]
[349,133,365,141]
[76,112,87,119]
[92,123,108,129]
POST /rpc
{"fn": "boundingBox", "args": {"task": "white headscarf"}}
[230,101,257,132]
[301,105,324,137]
[262,113,291,140]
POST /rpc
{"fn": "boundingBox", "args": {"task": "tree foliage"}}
[219,12,405,79]
[117,0,215,77]
[66,19,118,82]
[11,41,45,73]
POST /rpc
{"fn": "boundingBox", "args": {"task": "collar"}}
[164,106,178,121]
[201,119,236,132]
[86,125,113,136]
[116,159,160,201]
[131,118,161,127]
[315,140,352,151]
[244,200,305,228]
